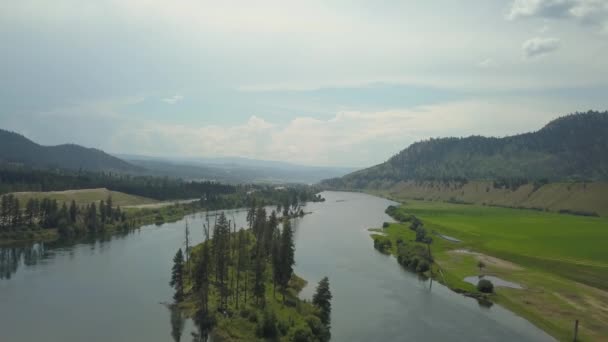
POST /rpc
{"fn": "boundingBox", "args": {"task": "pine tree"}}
[105,196,113,223]
[213,213,230,311]
[25,198,35,227]
[69,200,78,223]
[193,244,210,315]
[312,277,332,341]
[99,200,106,224]
[278,219,295,302]
[170,249,185,302]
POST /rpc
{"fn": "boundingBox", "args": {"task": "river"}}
[0,191,553,341]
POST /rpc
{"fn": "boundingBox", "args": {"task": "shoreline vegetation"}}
[370,197,608,341]
[0,185,325,245]
[169,205,332,341]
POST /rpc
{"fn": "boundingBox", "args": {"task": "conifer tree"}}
[312,276,332,341]
[278,219,295,302]
[170,248,185,302]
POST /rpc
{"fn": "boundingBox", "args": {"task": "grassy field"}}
[375,200,608,341]
[10,188,157,207]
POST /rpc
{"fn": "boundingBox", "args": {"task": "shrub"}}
[416,260,430,273]
[382,222,390,228]
[256,310,278,338]
[373,236,392,253]
[477,279,494,293]
[239,308,250,318]
[248,311,259,323]
[277,319,290,336]
[290,323,314,342]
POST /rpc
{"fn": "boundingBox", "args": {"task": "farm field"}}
[378,200,608,341]
[10,188,157,207]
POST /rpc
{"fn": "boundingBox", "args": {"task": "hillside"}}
[0,129,140,173]
[322,111,608,188]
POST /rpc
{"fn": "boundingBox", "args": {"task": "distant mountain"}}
[0,129,141,173]
[322,111,608,189]
[118,154,355,184]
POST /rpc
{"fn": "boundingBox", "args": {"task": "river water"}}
[0,191,553,341]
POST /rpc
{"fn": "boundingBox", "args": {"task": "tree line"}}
[0,193,127,238]
[0,166,236,200]
[170,205,332,341]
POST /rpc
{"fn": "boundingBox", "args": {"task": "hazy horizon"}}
[1,1,607,167]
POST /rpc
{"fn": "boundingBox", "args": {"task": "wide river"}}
[0,191,553,341]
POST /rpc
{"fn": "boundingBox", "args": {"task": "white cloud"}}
[522,37,561,58]
[508,0,608,29]
[162,95,184,104]
[108,100,572,167]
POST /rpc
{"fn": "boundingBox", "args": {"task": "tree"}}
[184,219,191,274]
[86,203,99,232]
[246,201,256,229]
[193,244,211,315]
[99,200,106,224]
[212,213,230,311]
[170,249,185,302]
[105,196,113,223]
[312,277,332,328]
[477,278,494,293]
[25,198,35,227]
[278,219,295,302]
[69,200,78,223]
[477,260,486,274]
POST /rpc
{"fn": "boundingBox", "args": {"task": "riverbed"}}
[0,191,554,341]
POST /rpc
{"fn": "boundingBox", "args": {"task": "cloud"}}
[162,95,184,104]
[508,0,608,28]
[522,37,561,58]
[479,58,500,68]
[106,99,570,167]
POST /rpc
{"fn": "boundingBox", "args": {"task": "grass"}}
[372,180,608,217]
[11,188,157,207]
[375,201,608,341]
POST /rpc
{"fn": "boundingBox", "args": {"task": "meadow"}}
[11,188,157,206]
[376,200,608,341]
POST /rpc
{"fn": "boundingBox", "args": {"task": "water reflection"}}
[0,228,142,279]
[0,243,46,279]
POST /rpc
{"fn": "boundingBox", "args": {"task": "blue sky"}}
[1,0,607,167]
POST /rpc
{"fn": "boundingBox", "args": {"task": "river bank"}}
[0,191,554,342]
[374,198,608,341]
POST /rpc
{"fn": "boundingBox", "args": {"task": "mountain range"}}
[0,129,353,184]
[0,129,141,173]
[321,111,608,189]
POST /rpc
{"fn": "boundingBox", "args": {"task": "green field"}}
[378,201,608,341]
[11,188,157,207]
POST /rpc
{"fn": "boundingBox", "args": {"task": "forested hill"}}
[0,129,140,173]
[322,111,608,188]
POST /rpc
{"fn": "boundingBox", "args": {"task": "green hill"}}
[322,111,608,188]
[0,129,141,173]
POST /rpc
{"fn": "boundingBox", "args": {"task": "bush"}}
[373,236,392,253]
[277,319,290,336]
[256,310,278,338]
[416,260,430,273]
[382,222,390,228]
[248,311,259,323]
[290,323,314,342]
[477,279,494,293]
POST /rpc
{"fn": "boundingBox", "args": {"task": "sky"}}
[0,0,607,167]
